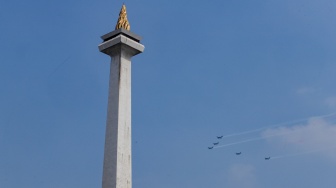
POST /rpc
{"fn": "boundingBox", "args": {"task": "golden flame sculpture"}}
[115,4,131,31]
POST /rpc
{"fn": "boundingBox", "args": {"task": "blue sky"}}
[1,0,336,187]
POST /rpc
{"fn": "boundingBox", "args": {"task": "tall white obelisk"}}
[98,5,144,188]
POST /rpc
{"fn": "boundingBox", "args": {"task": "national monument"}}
[98,4,145,188]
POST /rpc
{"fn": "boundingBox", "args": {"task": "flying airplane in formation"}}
[208,147,213,149]
[213,142,219,145]
[265,157,271,160]
[217,136,223,139]
[236,152,242,155]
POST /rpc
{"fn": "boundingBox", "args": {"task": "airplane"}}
[236,152,242,155]
[213,142,219,145]
[265,157,271,160]
[208,147,213,149]
[217,136,223,139]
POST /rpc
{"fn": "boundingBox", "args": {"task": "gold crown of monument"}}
[115,4,130,31]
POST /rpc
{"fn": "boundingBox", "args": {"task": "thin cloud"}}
[296,87,315,95]
[226,164,258,188]
[325,97,336,108]
[262,118,336,161]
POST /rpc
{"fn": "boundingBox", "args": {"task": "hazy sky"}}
[1,0,336,188]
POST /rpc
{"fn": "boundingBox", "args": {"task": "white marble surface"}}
[100,34,144,188]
